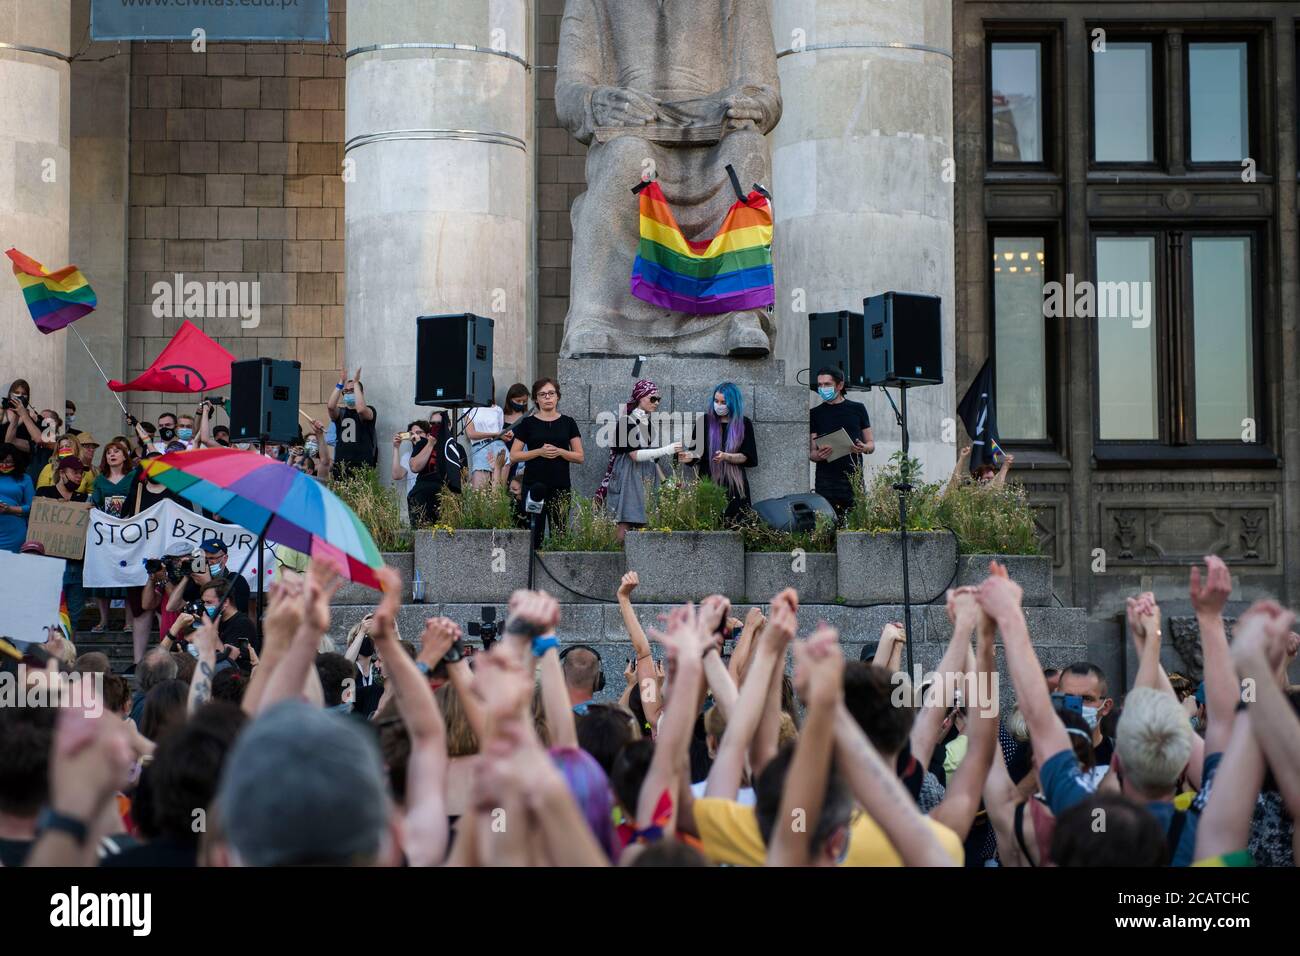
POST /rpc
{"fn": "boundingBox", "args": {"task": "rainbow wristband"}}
[532,635,559,657]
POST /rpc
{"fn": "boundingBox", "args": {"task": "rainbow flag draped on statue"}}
[630,181,774,315]
[5,248,97,333]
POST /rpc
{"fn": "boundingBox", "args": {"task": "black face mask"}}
[510,401,528,412]
[158,427,175,441]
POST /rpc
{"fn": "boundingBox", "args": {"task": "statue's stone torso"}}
[603,0,733,100]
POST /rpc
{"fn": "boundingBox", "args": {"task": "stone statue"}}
[556,0,782,357]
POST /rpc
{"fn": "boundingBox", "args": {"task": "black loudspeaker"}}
[229,358,301,444]
[808,310,867,389]
[862,292,943,387]
[753,493,837,533]
[415,313,494,407]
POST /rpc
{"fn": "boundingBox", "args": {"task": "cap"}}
[57,455,86,472]
[199,539,227,555]
[216,700,389,866]
[75,431,99,447]
[165,540,192,558]
[19,541,46,555]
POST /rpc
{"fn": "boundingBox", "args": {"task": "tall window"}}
[1094,231,1259,445]
[1095,237,1159,439]
[992,237,1048,439]
[1092,41,1155,163]
[1191,237,1254,439]
[1188,41,1250,162]
[990,42,1044,163]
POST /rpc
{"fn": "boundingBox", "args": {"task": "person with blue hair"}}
[678,382,758,521]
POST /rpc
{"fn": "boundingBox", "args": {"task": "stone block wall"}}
[123,0,347,430]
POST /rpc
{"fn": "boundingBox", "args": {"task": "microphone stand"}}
[881,383,915,681]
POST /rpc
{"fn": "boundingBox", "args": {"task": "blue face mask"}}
[817,386,837,402]
[204,605,219,620]
[343,393,356,408]
[208,562,223,576]
[329,701,353,715]
[177,427,193,441]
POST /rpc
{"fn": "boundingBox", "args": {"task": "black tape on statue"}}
[631,177,655,195]
[724,164,746,202]
[752,183,772,200]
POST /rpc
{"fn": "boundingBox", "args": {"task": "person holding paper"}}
[809,368,874,519]
[34,455,90,627]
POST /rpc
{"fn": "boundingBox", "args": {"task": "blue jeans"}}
[63,560,86,628]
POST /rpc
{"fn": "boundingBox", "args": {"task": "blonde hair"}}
[435,683,479,756]
[1117,688,1193,795]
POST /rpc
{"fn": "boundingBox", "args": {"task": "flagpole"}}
[68,324,130,418]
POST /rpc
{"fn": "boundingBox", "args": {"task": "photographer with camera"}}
[166,539,252,623]
[159,582,252,675]
[2,379,45,461]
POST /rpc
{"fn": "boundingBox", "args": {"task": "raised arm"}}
[912,588,978,769]
[1194,710,1265,862]
[259,561,342,713]
[1190,556,1237,754]
[1232,602,1300,821]
[373,566,449,866]
[929,606,998,841]
[989,453,1014,489]
[976,562,1072,769]
[187,616,219,715]
[945,446,971,496]
[705,591,794,799]
[768,625,842,867]
[617,572,662,730]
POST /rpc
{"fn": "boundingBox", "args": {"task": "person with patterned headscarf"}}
[595,379,681,541]
[677,381,758,522]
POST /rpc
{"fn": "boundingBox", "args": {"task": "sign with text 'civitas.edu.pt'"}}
[92,0,329,43]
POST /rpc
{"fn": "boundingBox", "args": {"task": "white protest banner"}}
[0,550,67,644]
[82,499,275,590]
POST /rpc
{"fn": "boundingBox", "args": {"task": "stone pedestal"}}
[1,1,71,413]
[557,355,809,504]
[771,0,956,486]
[345,2,533,466]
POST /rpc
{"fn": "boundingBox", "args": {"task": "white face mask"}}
[1082,705,1100,730]
[713,402,729,417]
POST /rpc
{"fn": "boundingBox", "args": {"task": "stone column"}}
[771,0,956,483]
[68,0,130,447]
[345,0,533,464]
[0,0,71,413]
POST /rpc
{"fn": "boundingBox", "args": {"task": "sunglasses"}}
[647,395,662,404]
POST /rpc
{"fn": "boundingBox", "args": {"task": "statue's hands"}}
[593,86,660,127]
[723,91,766,127]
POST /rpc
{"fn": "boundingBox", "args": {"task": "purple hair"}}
[707,382,746,493]
[549,746,620,862]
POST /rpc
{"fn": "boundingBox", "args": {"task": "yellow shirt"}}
[36,461,95,493]
[693,797,965,867]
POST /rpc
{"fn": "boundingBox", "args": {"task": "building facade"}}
[3,1,1296,651]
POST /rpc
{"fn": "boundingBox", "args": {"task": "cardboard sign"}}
[0,550,66,644]
[26,498,91,560]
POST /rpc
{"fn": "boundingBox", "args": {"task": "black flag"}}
[957,358,1002,472]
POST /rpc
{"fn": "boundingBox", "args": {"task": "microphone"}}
[525,482,549,515]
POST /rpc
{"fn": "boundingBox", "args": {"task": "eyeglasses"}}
[536,390,558,399]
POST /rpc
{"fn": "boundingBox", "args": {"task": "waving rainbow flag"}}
[631,181,774,315]
[6,247,97,334]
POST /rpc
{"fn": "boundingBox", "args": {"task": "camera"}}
[466,606,499,649]
[183,601,206,624]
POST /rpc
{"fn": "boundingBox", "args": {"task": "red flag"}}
[108,320,235,393]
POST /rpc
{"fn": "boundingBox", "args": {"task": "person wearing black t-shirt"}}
[328,365,377,479]
[508,377,584,547]
[809,367,874,518]
[174,539,251,617]
[202,581,258,671]
[35,455,91,627]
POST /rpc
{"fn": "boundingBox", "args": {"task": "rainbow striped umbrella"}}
[140,447,384,590]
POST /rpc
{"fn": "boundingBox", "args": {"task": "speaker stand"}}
[881,383,916,681]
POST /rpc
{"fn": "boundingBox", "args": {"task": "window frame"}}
[987,224,1061,449]
[1089,224,1270,463]
[1088,34,1165,170]
[985,34,1056,172]
[1183,35,1260,171]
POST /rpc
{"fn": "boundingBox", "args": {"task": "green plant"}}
[435,482,518,531]
[643,473,729,532]
[843,451,1040,555]
[739,512,836,553]
[543,492,621,552]
[330,466,412,553]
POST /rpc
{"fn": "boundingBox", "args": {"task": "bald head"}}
[562,647,601,696]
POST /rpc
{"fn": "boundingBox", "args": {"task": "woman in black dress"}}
[678,381,758,522]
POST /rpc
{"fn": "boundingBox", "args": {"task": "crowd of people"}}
[1,552,1296,868]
